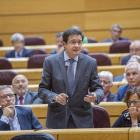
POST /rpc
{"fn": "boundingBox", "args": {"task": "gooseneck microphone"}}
[65,65,68,128]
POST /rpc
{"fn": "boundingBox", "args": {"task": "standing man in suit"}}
[121,40,140,65]
[5,33,33,58]
[12,75,42,105]
[51,32,64,54]
[38,28,104,129]
[0,85,43,130]
[98,71,116,102]
[114,62,140,101]
[102,24,129,43]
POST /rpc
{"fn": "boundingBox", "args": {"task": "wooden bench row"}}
[7,53,128,69]
[0,66,126,84]
[25,102,127,128]
[0,43,112,57]
[1,128,139,140]
[27,82,127,94]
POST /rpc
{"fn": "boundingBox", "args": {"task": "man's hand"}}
[129,107,140,124]
[55,93,68,105]
[2,105,15,118]
[84,92,97,102]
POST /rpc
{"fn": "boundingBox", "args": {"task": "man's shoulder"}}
[101,39,112,43]
[5,50,15,56]
[23,48,33,53]
[118,84,131,91]
[109,92,116,97]
[113,75,124,81]
[122,55,130,60]
[121,55,130,65]
[119,37,129,41]
[27,90,38,97]
[15,106,31,112]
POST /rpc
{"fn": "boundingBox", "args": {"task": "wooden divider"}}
[7,53,128,69]
[129,127,140,140]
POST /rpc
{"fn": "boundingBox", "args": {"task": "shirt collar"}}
[16,92,27,101]
[15,49,24,57]
[104,92,109,98]
[64,50,78,62]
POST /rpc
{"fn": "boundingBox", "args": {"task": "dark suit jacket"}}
[121,55,131,65]
[38,51,104,129]
[101,37,129,43]
[5,48,33,58]
[107,92,116,102]
[15,91,43,105]
[114,84,131,101]
[113,75,124,82]
[0,106,43,130]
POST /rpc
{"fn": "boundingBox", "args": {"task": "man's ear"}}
[63,41,66,49]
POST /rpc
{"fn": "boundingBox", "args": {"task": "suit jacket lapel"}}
[72,53,84,95]
[58,51,69,93]
[22,48,26,57]
[16,107,26,130]
[24,91,32,104]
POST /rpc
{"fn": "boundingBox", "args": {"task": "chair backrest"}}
[11,133,55,140]
[87,37,98,43]
[32,49,47,55]
[92,106,110,128]
[109,40,132,53]
[81,48,89,55]
[0,57,12,69]
[25,36,46,46]
[0,71,18,85]
[88,53,112,66]
[27,54,49,68]
[122,108,129,114]
[0,38,3,47]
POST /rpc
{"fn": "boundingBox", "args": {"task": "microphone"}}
[65,65,68,128]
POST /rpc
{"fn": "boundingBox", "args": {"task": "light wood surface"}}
[6,53,128,69]
[129,127,140,140]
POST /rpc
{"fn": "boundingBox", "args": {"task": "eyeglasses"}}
[0,94,16,100]
[126,100,140,106]
[68,41,82,46]
[112,30,121,34]
[130,49,140,53]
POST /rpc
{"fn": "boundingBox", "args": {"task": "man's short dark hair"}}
[63,28,84,43]
[55,32,63,38]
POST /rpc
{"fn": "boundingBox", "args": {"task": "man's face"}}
[55,36,63,48]
[12,75,28,96]
[12,40,24,53]
[100,77,112,95]
[0,88,15,108]
[130,44,140,56]
[63,34,82,59]
[110,27,121,42]
[126,65,140,87]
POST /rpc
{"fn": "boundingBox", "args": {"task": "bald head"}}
[12,75,28,96]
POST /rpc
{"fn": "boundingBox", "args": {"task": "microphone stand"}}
[65,65,68,129]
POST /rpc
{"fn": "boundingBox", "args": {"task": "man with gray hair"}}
[51,32,64,54]
[12,75,42,105]
[102,24,129,43]
[98,71,116,102]
[5,33,33,58]
[121,40,140,65]
[0,85,43,130]
[114,62,140,101]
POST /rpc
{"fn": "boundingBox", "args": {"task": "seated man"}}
[98,71,116,102]
[0,85,43,130]
[51,32,64,54]
[121,40,140,65]
[12,75,43,105]
[102,24,129,43]
[5,33,33,58]
[114,62,140,101]
[113,55,140,82]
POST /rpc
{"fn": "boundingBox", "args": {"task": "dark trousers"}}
[67,116,77,128]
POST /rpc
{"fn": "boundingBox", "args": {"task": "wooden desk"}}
[129,127,140,140]
[8,53,128,69]
[0,43,112,57]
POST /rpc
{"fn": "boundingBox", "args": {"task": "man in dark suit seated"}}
[98,71,116,102]
[113,55,140,82]
[102,24,129,43]
[0,85,43,130]
[114,62,140,101]
[51,32,64,54]
[5,33,33,58]
[12,75,43,105]
[121,40,140,65]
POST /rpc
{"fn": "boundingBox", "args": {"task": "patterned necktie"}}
[67,59,75,97]
[19,97,24,105]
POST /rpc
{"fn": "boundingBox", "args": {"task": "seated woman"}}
[112,87,140,127]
